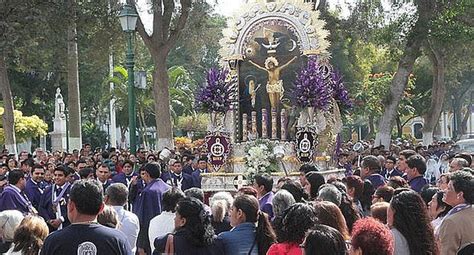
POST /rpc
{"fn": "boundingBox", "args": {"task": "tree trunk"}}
[396,115,403,138]
[0,55,17,155]
[153,56,174,150]
[422,42,446,146]
[366,115,375,139]
[460,90,473,136]
[375,0,433,147]
[134,0,191,152]
[67,0,82,151]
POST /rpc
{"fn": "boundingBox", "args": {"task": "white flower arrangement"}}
[244,140,278,180]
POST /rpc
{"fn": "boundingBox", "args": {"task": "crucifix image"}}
[248,55,297,110]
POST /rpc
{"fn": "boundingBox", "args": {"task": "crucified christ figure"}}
[248,56,297,110]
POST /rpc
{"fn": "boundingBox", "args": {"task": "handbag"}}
[164,234,174,255]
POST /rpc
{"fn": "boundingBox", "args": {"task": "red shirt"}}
[267,242,302,255]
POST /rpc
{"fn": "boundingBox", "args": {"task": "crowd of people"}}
[0,139,472,255]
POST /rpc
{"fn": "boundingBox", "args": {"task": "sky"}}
[134,0,410,33]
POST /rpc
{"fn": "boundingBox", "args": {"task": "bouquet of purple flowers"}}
[293,56,331,110]
[330,69,353,109]
[195,68,234,113]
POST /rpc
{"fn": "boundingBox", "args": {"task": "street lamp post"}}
[451,95,457,140]
[105,119,110,149]
[119,4,138,154]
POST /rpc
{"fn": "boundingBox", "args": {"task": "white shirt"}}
[112,205,140,254]
[148,211,175,253]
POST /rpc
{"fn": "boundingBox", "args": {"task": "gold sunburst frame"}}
[219,0,331,62]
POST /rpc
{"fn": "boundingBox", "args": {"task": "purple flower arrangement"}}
[292,56,331,110]
[330,69,353,109]
[195,68,234,114]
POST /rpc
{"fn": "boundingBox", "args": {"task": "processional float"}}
[196,0,352,191]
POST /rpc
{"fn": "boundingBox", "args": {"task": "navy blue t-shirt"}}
[40,223,132,255]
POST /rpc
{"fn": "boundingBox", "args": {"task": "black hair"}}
[141,163,161,178]
[386,156,397,163]
[406,154,427,175]
[31,164,45,172]
[275,203,317,243]
[360,180,375,214]
[98,163,110,170]
[390,189,437,255]
[184,188,204,202]
[78,168,94,179]
[361,155,381,172]
[75,159,87,167]
[305,171,325,199]
[450,171,474,204]
[54,165,70,176]
[20,159,34,167]
[281,180,308,203]
[101,150,110,159]
[338,191,361,232]
[8,169,24,185]
[434,190,452,218]
[163,187,185,212]
[233,195,276,255]
[175,197,215,247]
[420,186,439,206]
[254,174,273,193]
[70,179,104,215]
[303,224,347,255]
[299,164,318,174]
[122,159,134,167]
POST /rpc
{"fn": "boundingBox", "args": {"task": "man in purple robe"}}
[0,169,35,214]
[406,154,429,193]
[25,164,47,210]
[361,155,386,189]
[133,163,170,255]
[253,173,274,218]
[39,166,71,232]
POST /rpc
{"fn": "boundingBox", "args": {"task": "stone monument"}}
[50,88,67,151]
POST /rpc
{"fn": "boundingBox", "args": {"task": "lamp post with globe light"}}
[118,4,138,154]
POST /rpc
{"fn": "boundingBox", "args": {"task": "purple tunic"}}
[133,179,170,254]
[24,179,46,210]
[259,191,274,218]
[0,185,32,214]
[409,176,429,193]
[39,184,71,229]
[367,174,386,189]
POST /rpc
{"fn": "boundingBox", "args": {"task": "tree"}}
[422,0,474,144]
[0,1,50,154]
[0,108,48,144]
[132,0,192,150]
[375,0,435,147]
